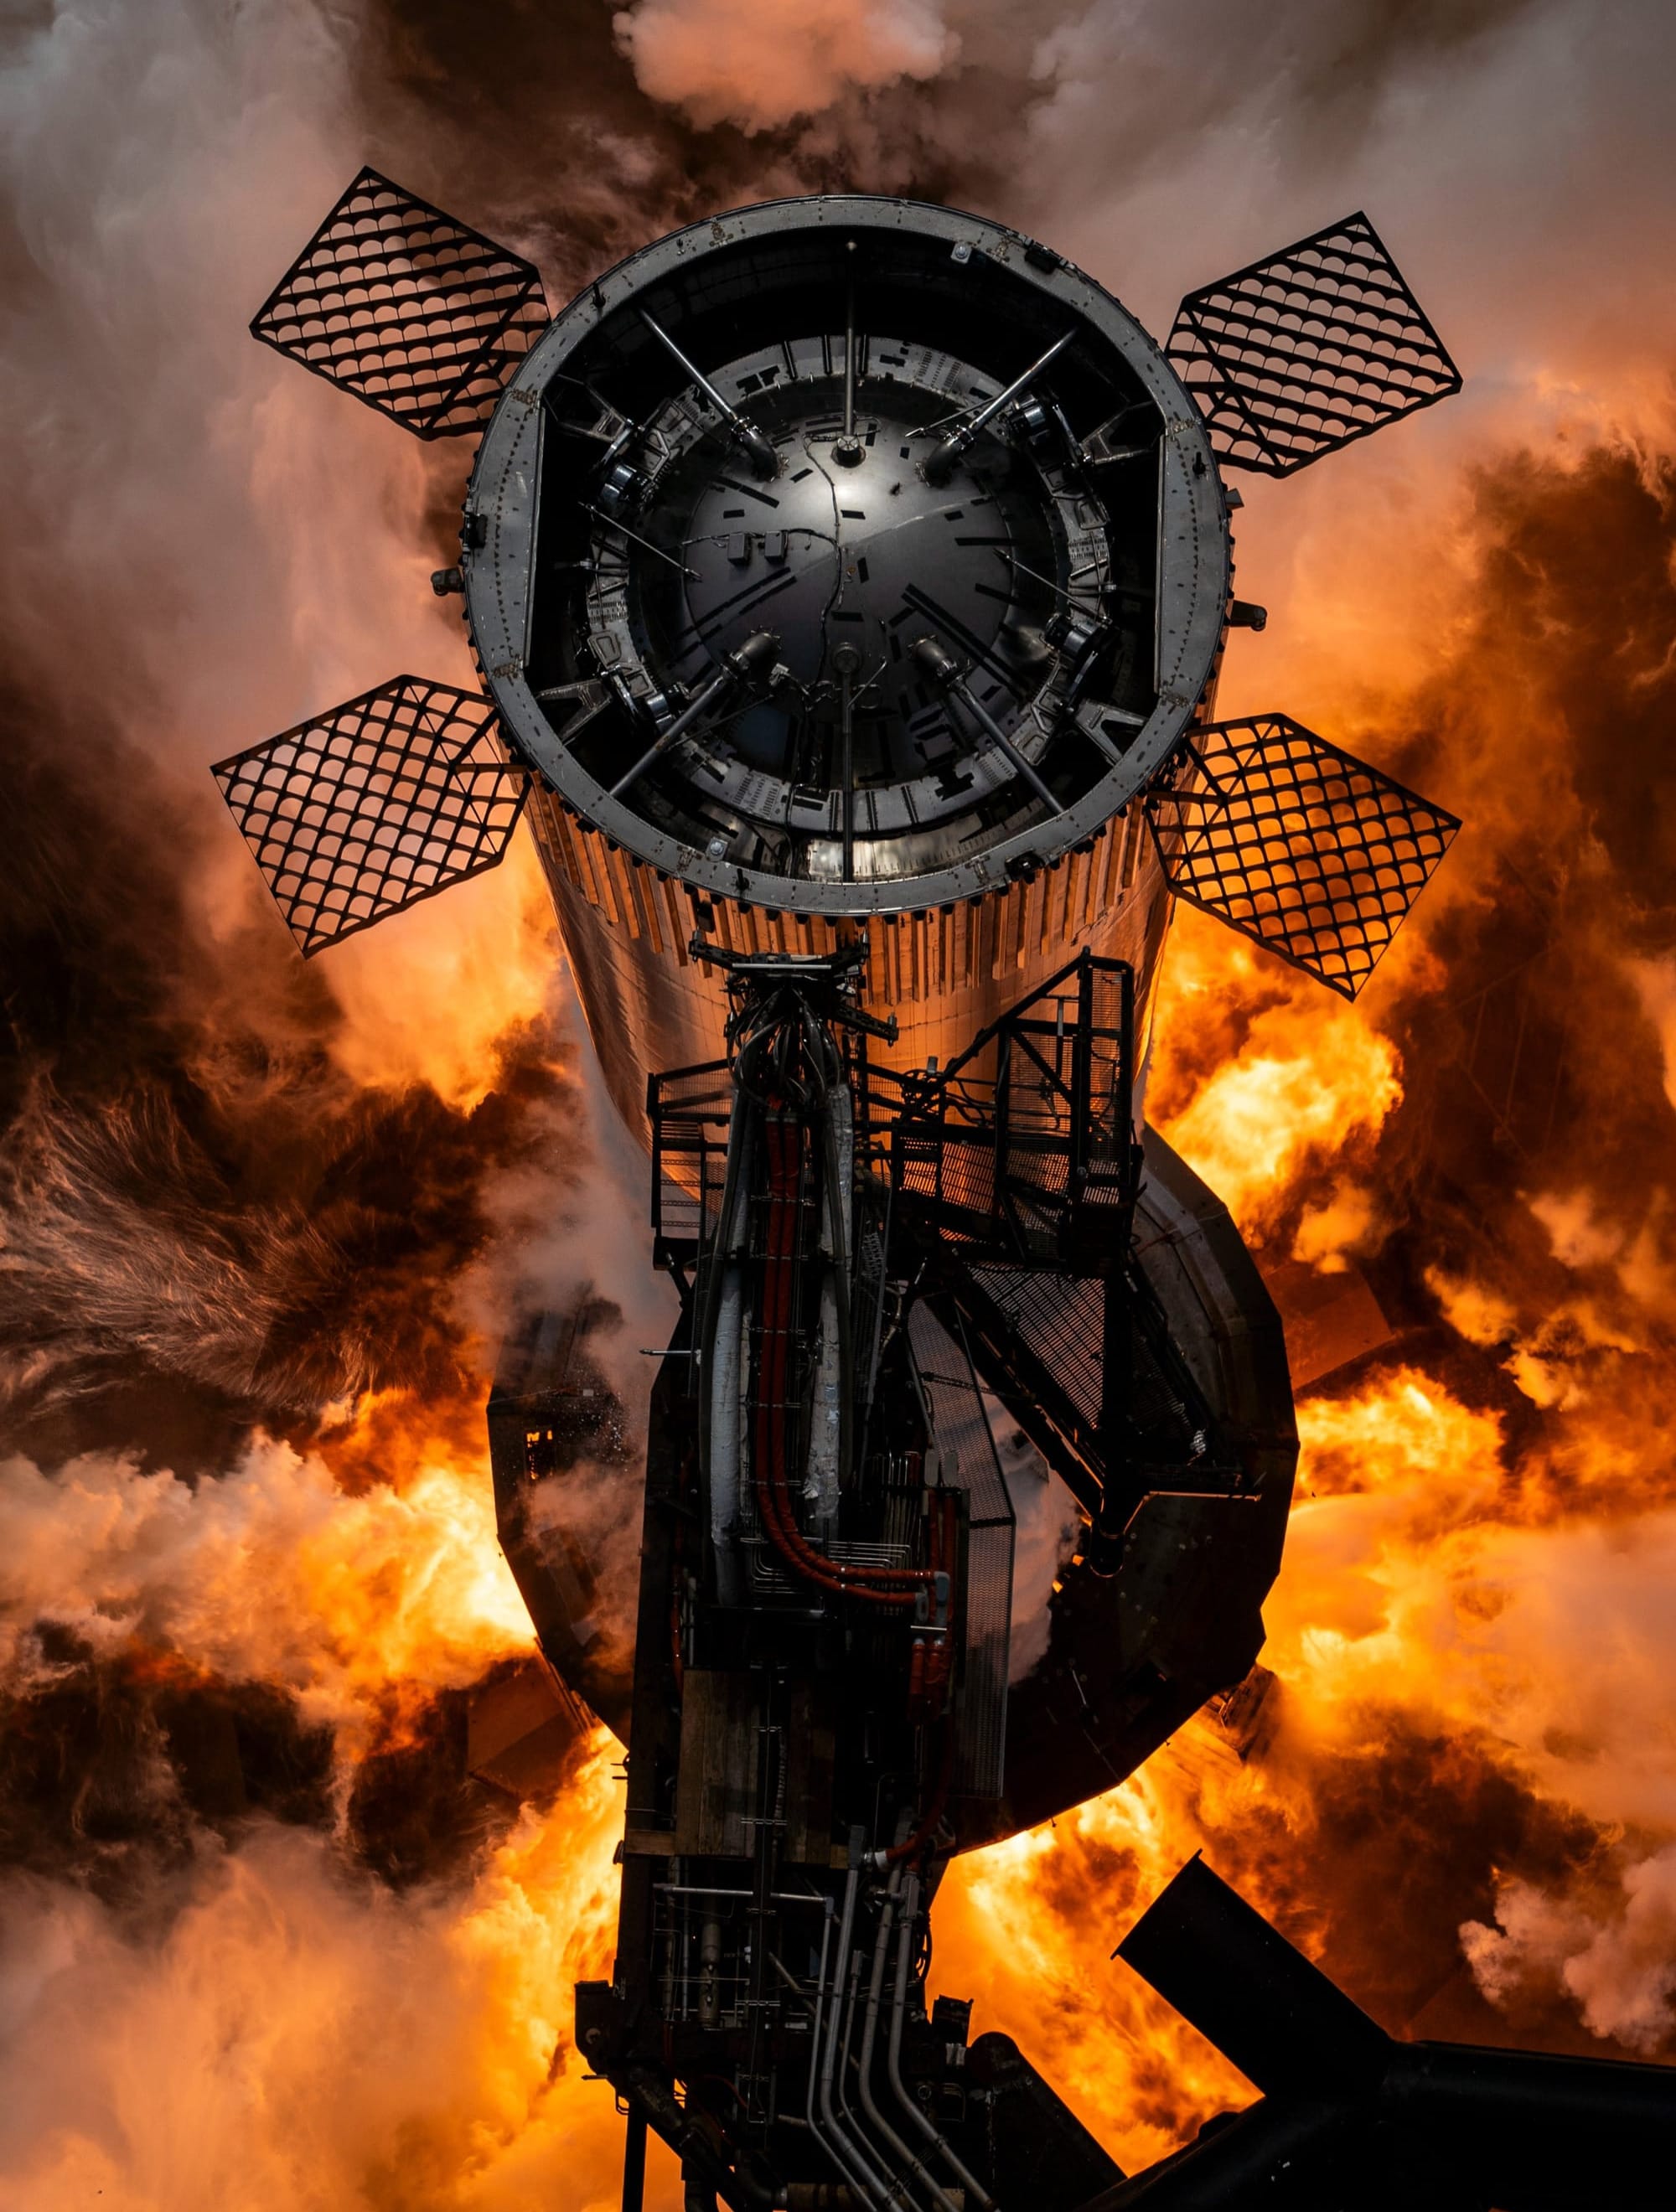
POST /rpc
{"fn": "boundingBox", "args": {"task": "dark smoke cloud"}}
[0,0,601,1475]
[1125,438,1676,2076]
[1182,441,1676,1476]
[1373,448,1676,1359]
[3,0,1676,2196]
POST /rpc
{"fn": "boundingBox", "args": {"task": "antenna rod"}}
[843,262,856,438]
[923,328,1074,485]
[585,504,698,581]
[994,545,1099,612]
[639,309,779,480]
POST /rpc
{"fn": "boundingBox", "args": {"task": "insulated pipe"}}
[807,1012,856,1509]
[751,1104,934,1605]
[856,1872,964,2212]
[807,1267,843,1531]
[804,1024,852,1530]
[885,1877,997,2212]
[707,1262,745,1600]
[866,1704,956,1873]
[835,1948,897,2209]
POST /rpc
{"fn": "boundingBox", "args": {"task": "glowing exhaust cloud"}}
[3,0,1676,2204]
[613,0,960,130]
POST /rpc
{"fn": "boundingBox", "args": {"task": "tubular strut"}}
[887,1876,996,2211]
[857,1871,965,2212]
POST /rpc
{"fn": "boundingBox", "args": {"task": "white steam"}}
[0,1778,634,2212]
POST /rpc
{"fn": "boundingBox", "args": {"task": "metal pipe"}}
[620,2063,775,2212]
[885,1876,996,2212]
[857,1872,963,2212]
[808,1909,877,2206]
[910,635,1058,814]
[709,1261,745,1604]
[843,260,857,441]
[835,1944,903,2210]
[640,309,779,479]
[838,653,856,878]
[835,247,863,468]
[923,329,1073,484]
[818,1877,891,2209]
[695,1065,753,1638]
[609,629,779,799]
[622,2105,648,2212]
[608,663,735,800]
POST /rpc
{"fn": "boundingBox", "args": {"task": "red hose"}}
[746,1095,959,1865]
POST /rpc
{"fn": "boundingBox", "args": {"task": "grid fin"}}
[251,167,548,438]
[1147,715,1459,998]
[1166,212,1461,477]
[213,676,529,955]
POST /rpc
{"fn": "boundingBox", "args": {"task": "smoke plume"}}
[4,0,1676,2203]
[613,0,960,132]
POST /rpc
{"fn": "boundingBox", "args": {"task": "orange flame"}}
[8,8,1676,2198]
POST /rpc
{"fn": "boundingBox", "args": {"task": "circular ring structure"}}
[466,195,1232,917]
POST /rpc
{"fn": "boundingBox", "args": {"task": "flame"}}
[1,1429,535,1756]
[318,840,569,1114]
[7,3,1676,2204]
[1146,908,1404,1250]
[0,1739,629,2212]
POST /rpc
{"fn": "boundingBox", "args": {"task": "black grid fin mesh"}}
[251,167,548,438]
[1166,212,1461,476]
[1148,715,1459,999]
[213,676,529,955]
